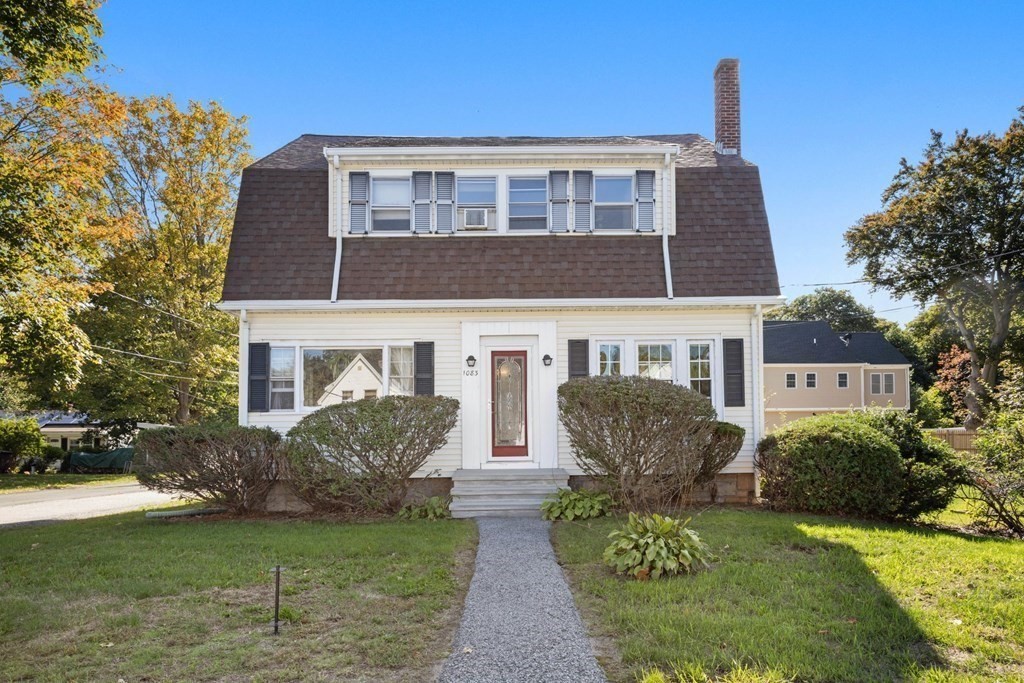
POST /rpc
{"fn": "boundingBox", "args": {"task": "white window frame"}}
[595,340,625,377]
[785,372,797,389]
[805,372,817,389]
[837,372,849,389]
[869,372,896,395]
[883,372,895,395]
[388,345,415,397]
[686,339,715,401]
[369,175,412,233]
[269,346,297,412]
[253,342,417,414]
[507,175,549,231]
[593,175,635,231]
[636,340,675,382]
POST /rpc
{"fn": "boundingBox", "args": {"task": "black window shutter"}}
[568,340,590,379]
[414,342,434,396]
[723,339,745,407]
[248,343,270,412]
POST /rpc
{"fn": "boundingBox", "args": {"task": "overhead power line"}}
[92,344,238,373]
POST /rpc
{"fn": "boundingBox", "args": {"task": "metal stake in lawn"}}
[270,565,285,635]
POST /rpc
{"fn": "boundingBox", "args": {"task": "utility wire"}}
[92,344,238,373]
[99,288,239,339]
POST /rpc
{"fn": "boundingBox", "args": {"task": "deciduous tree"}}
[846,110,1024,427]
[764,287,878,331]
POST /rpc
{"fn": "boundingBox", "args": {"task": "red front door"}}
[491,351,528,457]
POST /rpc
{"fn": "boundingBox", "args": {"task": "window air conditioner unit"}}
[463,208,488,229]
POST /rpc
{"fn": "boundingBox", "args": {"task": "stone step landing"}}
[450,468,569,518]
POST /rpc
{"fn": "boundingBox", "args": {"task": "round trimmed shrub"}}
[857,409,965,519]
[756,414,904,518]
[286,395,460,513]
[558,376,743,511]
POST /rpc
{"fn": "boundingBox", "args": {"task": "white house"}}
[219,59,782,515]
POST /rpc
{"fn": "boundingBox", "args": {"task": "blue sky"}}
[97,1,1024,323]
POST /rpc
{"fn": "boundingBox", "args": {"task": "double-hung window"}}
[371,178,411,232]
[594,176,634,230]
[871,372,895,395]
[806,372,817,389]
[598,342,623,376]
[785,372,797,389]
[508,177,548,231]
[456,177,496,230]
[637,343,673,381]
[270,348,295,410]
[388,346,415,396]
[688,342,713,398]
[837,372,849,389]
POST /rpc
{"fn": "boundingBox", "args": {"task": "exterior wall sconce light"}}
[466,355,477,368]
[542,354,553,367]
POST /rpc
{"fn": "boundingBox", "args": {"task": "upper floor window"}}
[371,178,411,232]
[508,177,548,231]
[594,176,634,230]
[456,177,496,230]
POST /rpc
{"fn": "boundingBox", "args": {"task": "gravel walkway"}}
[438,517,607,683]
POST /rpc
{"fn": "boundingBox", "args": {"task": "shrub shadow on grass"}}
[556,510,947,682]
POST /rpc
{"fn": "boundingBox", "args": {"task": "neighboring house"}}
[313,352,384,405]
[35,412,102,451]
[762,320,912,430]
[220,59,782,514]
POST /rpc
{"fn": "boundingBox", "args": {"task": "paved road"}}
[438,518,607,683]
[0,483,178,527]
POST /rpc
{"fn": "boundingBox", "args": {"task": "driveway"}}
[0,482,178,527]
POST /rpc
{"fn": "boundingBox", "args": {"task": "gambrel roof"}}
[222,134,779,302]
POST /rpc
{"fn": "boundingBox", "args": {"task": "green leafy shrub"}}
[558,376,743,511]
[398,495,451,520]
[286,395,459,513]
[135,424,282,513]
[0,418,45,473]
[755,414,904,518]
[541,488,613,521]
[604,512,713,580]
[960,411,1024,536]
[857,409,965,519]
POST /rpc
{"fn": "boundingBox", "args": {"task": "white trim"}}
[219,295,785,313]
[238,309,249,426]
[765,406,905,413]
[461,321,558,470]
[324,145,681,159]
[836,371,850,389]
[764,363,866,368]
[784,372,797,389]
[805,372,817,389]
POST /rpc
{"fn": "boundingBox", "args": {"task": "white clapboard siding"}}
[245,307,756,477]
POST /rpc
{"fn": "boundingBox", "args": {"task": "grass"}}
[553,508,1024,683]
[0,508,477,682]
[0,473,137,493]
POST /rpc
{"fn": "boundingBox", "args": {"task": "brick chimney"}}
[714,58,741,156]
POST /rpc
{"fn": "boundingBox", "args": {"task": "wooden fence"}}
[926,428,979,453]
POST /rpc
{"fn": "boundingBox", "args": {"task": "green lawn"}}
[0,509,476,682]
[0,473,137,493]
[553,508,1024,683]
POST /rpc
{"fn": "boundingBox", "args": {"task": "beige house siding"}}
[764,363,910,431]
[244,306,760,477]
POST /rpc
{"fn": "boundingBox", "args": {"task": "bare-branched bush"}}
[135,424,282,513]
[286,395,459,513]
[557,376,743,511]
[960,411,1024,537]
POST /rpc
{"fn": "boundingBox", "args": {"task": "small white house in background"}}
[34,411,102,451]
[762,320,913,431]
[219,59,783,516]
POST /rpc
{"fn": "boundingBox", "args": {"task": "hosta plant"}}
[603,513,712,580]
[397,495,451,521]
[540,488,613,521]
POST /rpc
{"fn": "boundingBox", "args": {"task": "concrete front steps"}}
[450,468,569,518]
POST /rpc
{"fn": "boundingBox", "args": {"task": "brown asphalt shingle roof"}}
[222,134,778,302]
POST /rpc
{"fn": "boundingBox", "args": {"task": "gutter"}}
[662,152,674,299]
[330,155,343,303]
[217,295,786,313]
[751,303,763,500]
